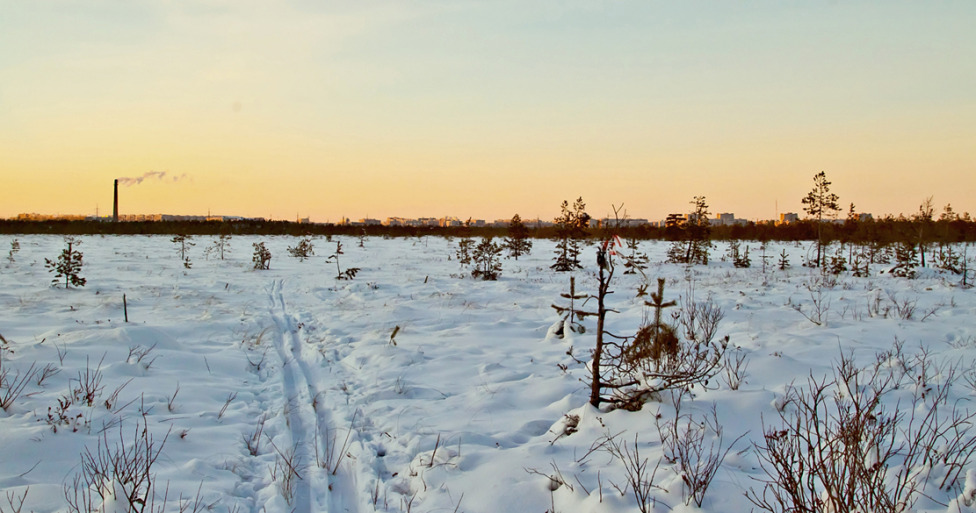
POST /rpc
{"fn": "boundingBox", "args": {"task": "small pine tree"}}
[666,196,712,265]
[961,247,972,288]
[851,249,870,277]
[551,198,589,271]
[252,242,271,270]
[327,240,360,280]
[504,214,532,260]
[45,237,86,288]
[936,244,961,274]
[471,237,503,280]
[726,240,751,268]
[205,234,231,260]
[172,234,194,269]
[622,236,649,275]
[801,171,841,267]
[914,197,935,268]
[778,250,791,270]
[551,276,590,336]
[828,247,847,275]
[7,239,19,264]
[890,241,918,278]
[456,237,474,270]
[287,237,315,261]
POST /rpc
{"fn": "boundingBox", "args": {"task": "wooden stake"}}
[123,293,128,323]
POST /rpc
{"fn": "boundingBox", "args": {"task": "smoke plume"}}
[117,171,188,186]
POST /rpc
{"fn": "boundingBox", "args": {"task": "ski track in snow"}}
[266,278,363,513]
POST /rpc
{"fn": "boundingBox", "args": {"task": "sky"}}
[2,1,975,223]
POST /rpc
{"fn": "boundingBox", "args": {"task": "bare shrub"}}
[243,414,266,456]
[747,349,976,513]
[604,433,666,513]
[316,410,358,475]
[217,392,237,420]
[103,378,133,411]
[887,291,917,320]
[268,439,302,505]
[658,399,745,507]
[1,487,29,513]
[42,394,86,433]
[34,362,60,386]
[722,347,749,391]
[166,383,180,413]
[0,353,38,411]
[65,417,170,513]
[72,355,105,407]
[127,344,158,370]
[792,287,831,326]
[679,285,725,344]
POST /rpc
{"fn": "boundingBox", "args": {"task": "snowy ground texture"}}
[1,235,975,513]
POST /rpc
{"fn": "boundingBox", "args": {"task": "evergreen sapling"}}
[45,237,86,288]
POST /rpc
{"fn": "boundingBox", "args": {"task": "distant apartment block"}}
[713,213,748,226]
[594,218,650,228]
[16,213,87,221]
[779,212,799,225]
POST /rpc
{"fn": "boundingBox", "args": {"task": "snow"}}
[1,235,974,512]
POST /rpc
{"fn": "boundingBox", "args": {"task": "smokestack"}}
[113,179,119,222]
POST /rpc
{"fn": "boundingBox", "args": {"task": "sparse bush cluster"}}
[748,347,976,513]
[558,237,729,411]
[65,418,170,513]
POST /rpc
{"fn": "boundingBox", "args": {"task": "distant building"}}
[16,213,86,221]
[713,213,748,226]
[348,218,382,226]
[524,218,554,228]
[779,213,799,225]
[160,215,207,222]
[595,218,649,228]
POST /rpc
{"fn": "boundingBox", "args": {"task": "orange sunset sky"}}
[2,1,974,223]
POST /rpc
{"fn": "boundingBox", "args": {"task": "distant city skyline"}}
[2,2,974,222]
[8,207,867,228]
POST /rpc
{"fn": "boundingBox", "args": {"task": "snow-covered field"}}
[1,235,974,513]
